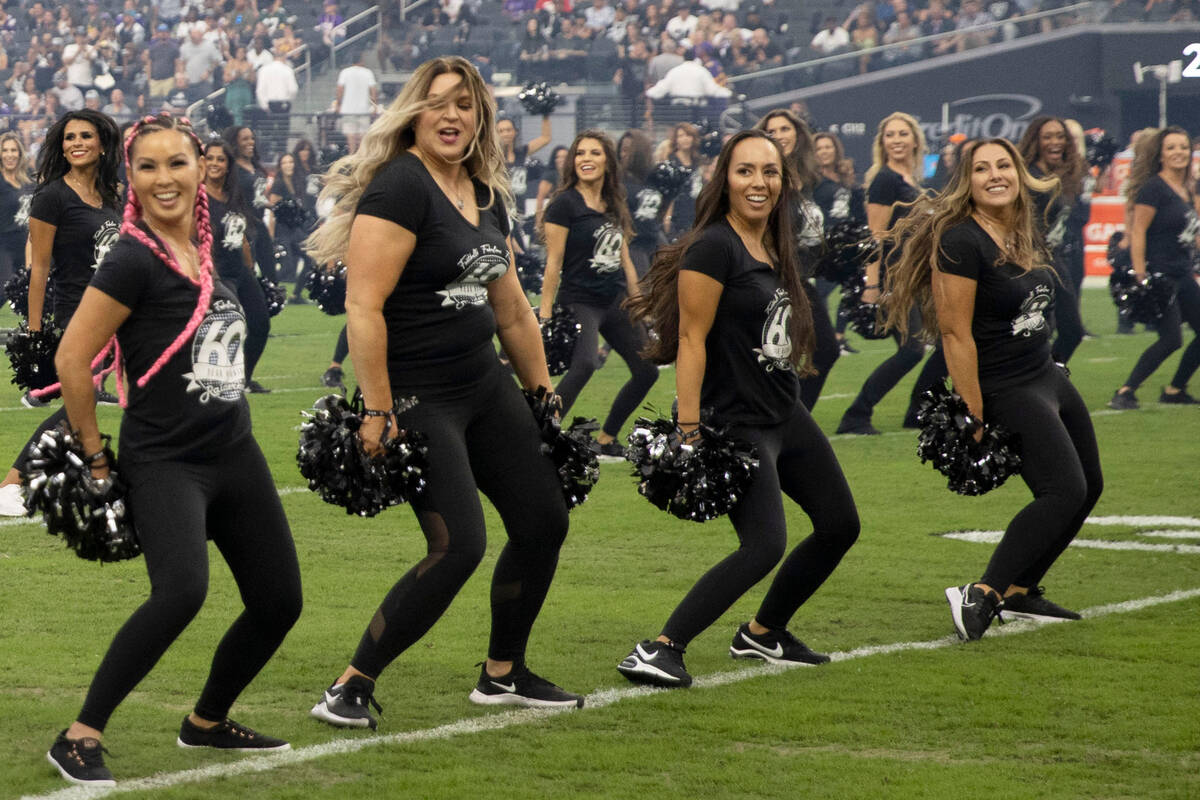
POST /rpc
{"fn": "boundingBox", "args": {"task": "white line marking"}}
[20,587,1200,800]
[1086,515,1200,526]
[1137,530,1200,540]
[942,530,1200,555]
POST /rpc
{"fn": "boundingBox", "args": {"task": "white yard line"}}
[943,530,1200,555]
[21,587,1200,800]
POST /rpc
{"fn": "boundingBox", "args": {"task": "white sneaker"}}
[0,483,28,517]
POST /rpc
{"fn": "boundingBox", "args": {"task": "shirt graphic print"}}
[755,287,794,371]
[92,219,121,271]
[222,210,246,251]
[436,242,510,309]
[183,296,247,403]
[590,222,623,273]
[1011,282,1052,338]
[14,194,31,228]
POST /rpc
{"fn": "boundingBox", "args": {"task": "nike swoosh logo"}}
[635,644,659,662]
[745,637,783,658]
[489,681,517,692]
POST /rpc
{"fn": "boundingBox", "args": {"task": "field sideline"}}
[1,287,1198,799]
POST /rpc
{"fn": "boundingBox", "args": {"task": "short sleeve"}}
[1134,178,1165,209]
[680,225,733,284]
[89,238,149,310]
[868,170,898,206]
[936,224,985,280]
[30,182,63,226]
[543,192,574,229]
[488,189,511,237]
[356,155,429,234]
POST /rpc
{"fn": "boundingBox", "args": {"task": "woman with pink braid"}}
[44,113,302,788]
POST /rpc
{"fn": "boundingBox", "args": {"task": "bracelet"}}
[361,408,392,418]
[864,283,880,289]
[675,421,700,426]
[83,450,109,466]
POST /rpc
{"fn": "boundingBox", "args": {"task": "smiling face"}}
[814,135,836,168]
[674,126,694,153]
[236,127,255,159]
[726,136,782,224]
[497,118,516,148]
[763,114,796,157]
[1,138,20,172]
[412,71,476,166]
[1037,119,1067,167]
[574,137,606,185]
[204,144,228,183]
[1160,131,1192,173]
[882,117,916,166]
[279,153,294,176]
[130,129,204,230]
[62,119,101,169]
[969,142,1019,214]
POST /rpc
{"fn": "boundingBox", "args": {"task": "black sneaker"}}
[289,294,309,305]
[945,583,1002,641]
[729,623,830,665]
[177,717,290,751]
[468,662,584,709]
[596,440,626,462]
[1108,390,1139,410]
[95,389,120,406]
[838,339,859,355]
[21,391,48,408]
[1000,586,1082,622]
[310,675,382,730]
[835,418,881,436]
[322,366,345,389]
[47,730,115,786]
[245,380,272,394]
[617,639,693,688]
[1159,387,1199,405]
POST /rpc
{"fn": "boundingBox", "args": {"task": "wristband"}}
[361,408,392,418]
[864,283,880,289]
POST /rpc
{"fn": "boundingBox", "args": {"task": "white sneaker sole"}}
[310,700,375,729]
[616,658,690,687]
[729,644,822,666]
[999,610,1076,623]
[467,688,583,709]
[46,751,116,787]
[945,585,971,640]
[176,737,291,752]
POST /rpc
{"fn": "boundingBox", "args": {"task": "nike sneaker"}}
[468,662,584,709]
[729,623,830,665]
[1000,586,1082,622]
[310,675,382,730]
[617,639,692,688]
[945,583,1002,641]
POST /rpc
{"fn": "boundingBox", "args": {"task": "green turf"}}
[1,287,1198,799]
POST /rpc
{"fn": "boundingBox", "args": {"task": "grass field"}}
[1,286,1198,799]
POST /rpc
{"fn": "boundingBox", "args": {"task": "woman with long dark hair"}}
[267,152,305,283]
[0,110,122,517]
[498,113,551,218]
[1017,115,1086,364]
[0,131,34,304]
[618,128,665,276]
[837,111,929,434]
[539,129,659,458]
[45,113,301,786]
[755,108,839,410]
[618,130,859,687]
[1109,126,1200,408]
[881,138,1102,640]
[305,57,582,725]
[812,130,866,356]
[204,140,272,391]
[665,122,705,241]
[222,125,276,286]
[534,144,568,229]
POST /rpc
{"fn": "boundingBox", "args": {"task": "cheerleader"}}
[664,122,704,241]
[812,130,866,356]
[619,128,666,276]
[45,113,301,786]
[880,138,1102,640]
[618,130,860,687]
[222,126,276,285]
[498,113,552,219]
[0,132,33,304]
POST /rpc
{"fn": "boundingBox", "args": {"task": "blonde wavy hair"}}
[880,138,1058,341]
[0,132,33,185]
[306,56,513,265]
[1124,126,1193,210]
[864,111,926,186]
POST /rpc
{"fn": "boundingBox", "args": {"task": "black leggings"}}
[799,280,840,410]
[979,363,1103,592]
[1122,274,1200,391]
[250,217,276,282]
[332,325,349,364]
[555,298,660,439]
[661,405,860,646]
[0,234,23,302]
[1049,256,1084,365]
[350,361,570,675]
[903,343,948,426]
[816,277,847,334]
[76,438,302,730]
[840,305,925,428]
[223,271,270,383]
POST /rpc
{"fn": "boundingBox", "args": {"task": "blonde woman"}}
[880,138,1101,640]
[306,57,582,728]
[0,131,33,302]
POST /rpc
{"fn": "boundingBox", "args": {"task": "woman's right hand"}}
[862,285,881,304]
[358,412,396,456]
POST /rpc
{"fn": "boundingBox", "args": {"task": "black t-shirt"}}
[30,178,122,324]
[625,171,665,248]
[544,187,627,306]
[867,165,920,230]
[667,155,702,239]
[90,229,253,463]
[356,151,512,387]
[936,218,1055,395]
[813,177,866,228]
[1135,175,1199,277]
[208,196,251,280]
[681,219,799,426]
[0,177,33,242]
[236,163,271,218]
[1027,163,1073,251]
[505,144,534,204]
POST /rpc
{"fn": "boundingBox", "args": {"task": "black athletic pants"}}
[1049,255,1084,365]
[799,280,840,410]
[222,272,270,383]
[661,404,860,646]
[1123,274,1200,392]
[839,305,925,429]
[555,298,659,439]
[11,304,75,474]
[0,234,22,303]
[350,360,569,675]
[903,343,948,426]
[332,324,349,364]
[250,216,276,282]
[979,362,1102,592]
[76,437,302,730]
[816,277,848,334]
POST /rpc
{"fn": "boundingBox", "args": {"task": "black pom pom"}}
[815,221,875,285]
[305,261,348,315]
[4,267,55,321]
[1108,265,1175,325]
[837,274,889,340]
[205,102,234,133]
[646,160,692,202]
[297,391,429,517]
[1085,130,1120,170]
[534,304,581,376]
[21,427,140,562]
[524,387,600,509]
[695,119,724,158]
[1106,231,1131,272]
[319,143,347,168]
[6,325,60,391]
[515,250,544,295]
[625,415,759,522]
[516,82,563,116]
[274,197,314,231]
[258,275,287,317]
[915,382,1022,496]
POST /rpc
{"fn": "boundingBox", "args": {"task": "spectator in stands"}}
[223,46,256,127]
[115,12,145,47]
[713,12,750,56]
[586,0,616,33]
[648,36,684,83]
[952,0,996,51]
[641,3,664,38]
[882,9,924,64]
[315,1,346,66]
[549,16,589,79]
[614,36,651,126]
[922,0,958,53]
[158,0,185,27]
[666,5,699,43]
[745,27,783,71]
[247,34,274,70]
[146,24,180,100]
[63,27,97,94]
[101,87,133,125]
[51,70,84,112]
[519,16,550,80]
[811,14,851,55]
[114,41,145,94]
[180,24,223,100]
[846,5,883,73]
[646,48,732,125]
[335,53,378,154]
[83,88,102,111]
[256,47,298,111]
